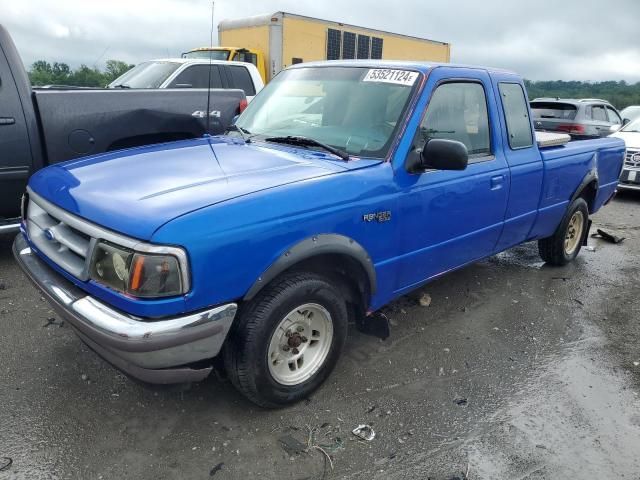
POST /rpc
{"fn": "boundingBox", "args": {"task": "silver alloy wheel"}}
[564,210,585,255]
[267,303,334,386]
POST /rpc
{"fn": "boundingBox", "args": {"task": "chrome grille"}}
[624,149,640,168]
[27,196,94,280]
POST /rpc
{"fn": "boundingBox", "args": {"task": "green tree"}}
[68,64,107,87]
[104,60,134,82]
[524,79,640,110]
[27,59,134,87]
[28,60,53,86]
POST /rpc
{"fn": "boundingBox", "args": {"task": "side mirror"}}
[231,114,240,125]
[609,124,622,133]
[623,118,631,126]
[420,139,468,171]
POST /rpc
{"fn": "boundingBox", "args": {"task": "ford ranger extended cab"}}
[13,61,625,407]
[0,24,246,233]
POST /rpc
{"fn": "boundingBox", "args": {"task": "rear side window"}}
[530,102,577,120]
[169,65,222,88]
[421,82,491,157]
[499,83,533,149]
[592,105,607,121]
[225,65,256,96]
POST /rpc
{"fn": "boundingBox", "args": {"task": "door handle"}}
[0,117,16,126]
[490,175,504,190]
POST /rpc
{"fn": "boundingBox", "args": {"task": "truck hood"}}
[611,130,640,150]
[29,137,369,240]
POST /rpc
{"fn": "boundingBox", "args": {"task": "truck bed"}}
[530,136,624,240]
[33,88,245,165]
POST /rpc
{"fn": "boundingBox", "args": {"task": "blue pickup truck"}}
[13,61,624,407]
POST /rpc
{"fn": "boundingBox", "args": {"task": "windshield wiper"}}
[224,124,252,143]
[265,135,349,160]
[111,84,131,89]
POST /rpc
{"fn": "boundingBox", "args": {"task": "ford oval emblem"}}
[43,228,56,241]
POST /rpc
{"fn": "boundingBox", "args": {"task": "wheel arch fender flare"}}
[571,167,599,208]
[243,234,377,301]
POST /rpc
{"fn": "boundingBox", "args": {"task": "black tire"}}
[223,272,348,408]
[538,197,589,266]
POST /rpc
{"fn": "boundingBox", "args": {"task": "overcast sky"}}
[2,0,639,82]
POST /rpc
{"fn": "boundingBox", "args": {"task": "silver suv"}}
[530,98,624,138]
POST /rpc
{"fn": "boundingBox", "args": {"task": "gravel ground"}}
[1,193,639,480]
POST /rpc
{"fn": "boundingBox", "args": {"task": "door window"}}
[235,51,258,67]
[592,105,608,122]
[499,83,533,149]
[606,106,622,125]
[420,82,491,158]
[225,65,256,96]
[169,65,222,88]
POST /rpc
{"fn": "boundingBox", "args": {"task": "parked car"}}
[620,106,640,124]
[611,117,640,191]
[14,61,625,407]
[0,25,247,233]
[530,98,624,138]
[108,58,264,100]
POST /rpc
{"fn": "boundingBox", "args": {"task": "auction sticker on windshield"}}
[363,69,419,86]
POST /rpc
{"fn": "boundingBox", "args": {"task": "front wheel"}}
[223,272,348,408]
[538,197,589,266]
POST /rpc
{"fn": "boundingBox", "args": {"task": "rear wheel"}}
[223,272,348,408]
[538,197,589,266]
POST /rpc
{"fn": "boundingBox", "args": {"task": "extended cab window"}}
[169,65,222,89]
[420,82,491,158]
[499,83,533,149]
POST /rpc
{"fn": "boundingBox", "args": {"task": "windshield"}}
[183,50,230,61]
[235,66,420,158]
[107,61,180,88]
[621,117,640,133]
[621,106,640,122]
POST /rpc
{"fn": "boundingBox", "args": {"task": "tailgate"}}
[33,88,245,164]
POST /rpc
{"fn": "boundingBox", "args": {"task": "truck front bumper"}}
[13,233,237,384]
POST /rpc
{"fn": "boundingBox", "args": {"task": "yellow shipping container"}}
[218,11,450,82]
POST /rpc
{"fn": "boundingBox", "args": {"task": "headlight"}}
[89,241,187,298]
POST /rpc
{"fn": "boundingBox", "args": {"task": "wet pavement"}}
[1,193,639,480]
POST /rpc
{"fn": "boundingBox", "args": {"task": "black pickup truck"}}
[0,25,246,232]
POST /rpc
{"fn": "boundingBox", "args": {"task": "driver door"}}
[393,68,510,293]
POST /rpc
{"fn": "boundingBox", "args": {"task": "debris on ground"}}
[419,293,432,307]
[356,312,390,340]
[584,246,596,252]
[633,361,639,367]
[591,228,625,244]
[0,457,12,472]
[454,397,468,406]
[573,299,584,306]
[81,374,88,381]
[209,462,224,477]
[352,424,375,441]
[447,464,470,480]
[0,282,6,291]
[43,317,64,328]
[278,434,307,456]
